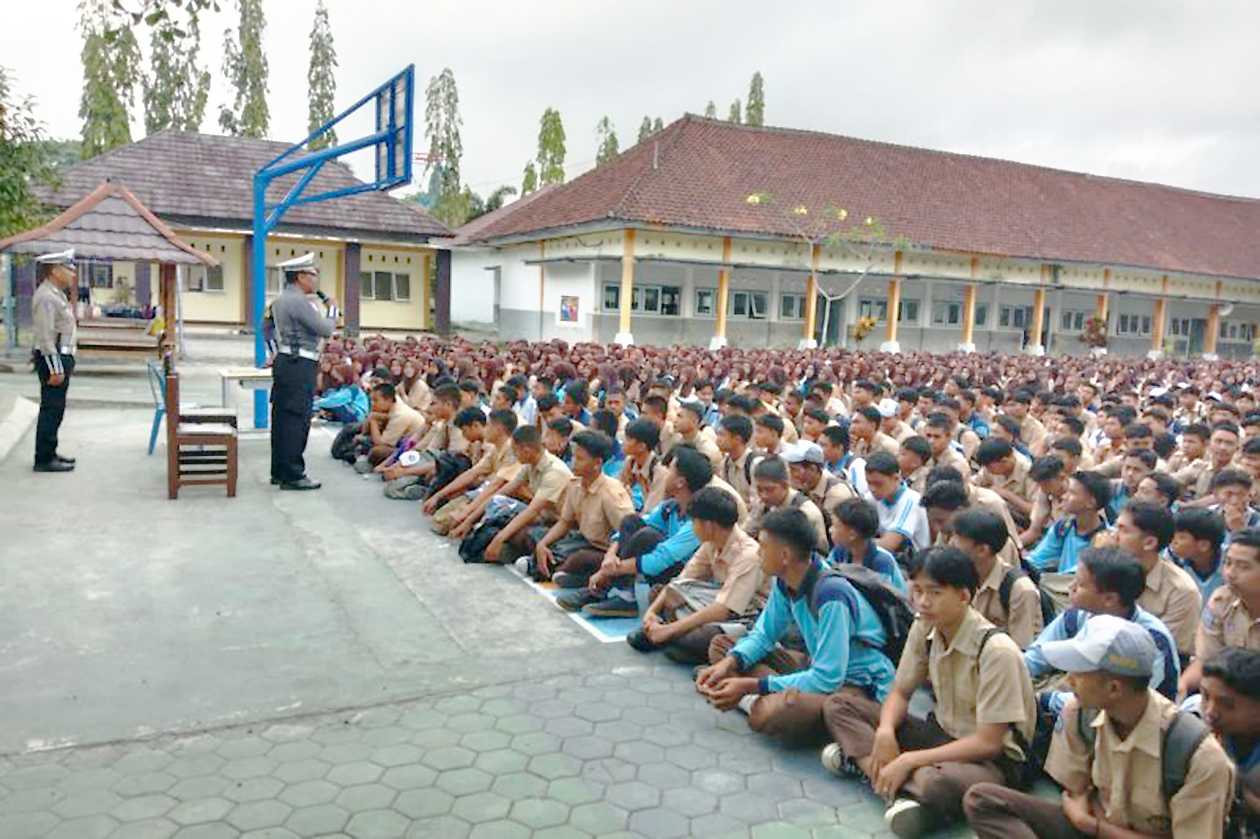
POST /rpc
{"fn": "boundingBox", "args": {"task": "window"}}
[1171,317,1189,337]
[603,284,620,311]
[393,272,411,302]
[932,301,961,326]
[659,286,680,316]
[1060,310,1088,332]
[601,283,681,315]
[731,290,768,319]
[974,303,988,327]
[265,266,282,295]
[858,297,888,323]
[362,271,411,302]
[780,293,806,320]
[1116,313,1152,336]
[899,299,920,323]
[83,262,113,289]
[998,305,1028,329]
[185,265,224,293]
[1220,321,1252,342]
[695,288,715,316]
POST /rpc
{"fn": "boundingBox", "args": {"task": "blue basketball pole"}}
[249,64,414,430]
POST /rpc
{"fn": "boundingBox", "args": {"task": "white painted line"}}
[505,564,630,644]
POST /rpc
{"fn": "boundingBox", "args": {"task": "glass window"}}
[1012,307,1026,328]
[186,267,205,293]
[749,291,767,319]
[999,306,1010,327]
[361,271,374,299]
[859,298,887,323]
[642,286,660,313]
[265,267,282,295]
[933,301,960,325]
[732,291,749,317]
[632,286,644,311]
[206,266,224,292]
[603,284,619,311]
[780,294,802,320]
[1221,320,1229,338]
[900,299,920,323]
[88,263,113,289]
[394,272,411,302]
[1141,315,1151,335]
[374,271,393,301]
[974,303,987,326]
[659,286,680,316]
[695,288,714,316]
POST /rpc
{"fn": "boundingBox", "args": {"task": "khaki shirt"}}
[906,464,930,494]
[1138,557,1203,657]
[956,426,982,461]
[722,448,757,504]
[809,470,854,519]
[969,485,1023,556]
[894,608,1036,762]
[854,431,899,458]
[975,452,1035,505]
[524,451,573,509]
[1046,693,1234,839]
[381,400,427,447]
[678,429,723,470]
[1020,414,1048,449]
[707,476,750,526]
[401,378,431,412]
[558,473,635,549]
[888,419,917,443]
[1196,587,1260,661]
[474,439,519,483]
[1030,486,1066,534]
[971,560,1043,649]
[932,446,973,481]
[748,489,828,552]
[625,452,668,513]
[674,525,767,616]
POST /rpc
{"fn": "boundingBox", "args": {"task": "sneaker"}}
[556,590,601,612]
[625,628,661,653]
[736,694,758,715]
[581,594,638,619]
[513,557,532,577]
[884,798,928,838]
[820,743,864,779]
[552,571,589,589]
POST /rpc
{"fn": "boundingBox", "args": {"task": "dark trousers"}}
[963,783,1084,839]
[270,354,317,482]
[33,354,74,465]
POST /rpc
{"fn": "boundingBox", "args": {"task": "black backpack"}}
[457,505,516,563]
[808,564,915,664]
[998,557,1058,628]
[1076,706,1211,802]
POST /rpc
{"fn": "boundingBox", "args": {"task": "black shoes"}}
[53,453,76,465]
[625,628,662,653]
[33,460,74,473]
[279,477,322,491]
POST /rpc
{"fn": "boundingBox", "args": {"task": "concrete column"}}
[435,249,451,337]
[881,250,903,352]
[1028,286,1046,355]
[711,236,731,350]
[616,229,635,345]
[536,241,545,340]
[800,244,820,349]
[1148,296,1167,359]
[959,256,978,353]
[241,233,256,329]
[1204,303,1221,360]
[343,243,362,337]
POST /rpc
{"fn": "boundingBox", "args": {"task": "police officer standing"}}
[269,253,338,490]
[30,249,79,473]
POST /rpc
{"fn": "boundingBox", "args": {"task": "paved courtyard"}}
[0,377,968,839]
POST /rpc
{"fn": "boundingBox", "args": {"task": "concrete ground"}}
[0,358,972,839]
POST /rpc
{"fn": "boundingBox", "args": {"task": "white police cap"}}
[278,252,319,276]
[34,249,76,267]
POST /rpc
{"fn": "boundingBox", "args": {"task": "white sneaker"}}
[736,694,758,715]
[820,743,863,779]
[884,798,928,838]
[513,557,531,576]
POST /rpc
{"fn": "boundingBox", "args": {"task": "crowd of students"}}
[312,334,1260,839]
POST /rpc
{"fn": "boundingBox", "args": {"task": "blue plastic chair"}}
[146,361,166,454]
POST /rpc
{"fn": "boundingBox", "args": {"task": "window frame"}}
[185,265,224,294]
[931,300,961,326]
[694,287,716,317]
[780,292,806,321]
[858,297,888,323]
[601,282,682,316]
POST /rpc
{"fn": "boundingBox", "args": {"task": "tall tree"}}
[637,116,653,143]
[746,71,765,126]
[306,0,337,149]
[423,68,464,226]
[142,13,209,134]
[78,0,142,158]
[652,117,663,133]
[0,68,57,237]
[536,108,566,186]
[218,0,269,138]
[595,116,618,165]
[728,99,742,124]
[521,161,538,195]
[704,101,717,118]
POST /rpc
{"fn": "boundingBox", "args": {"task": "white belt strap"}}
[287,348,320,361]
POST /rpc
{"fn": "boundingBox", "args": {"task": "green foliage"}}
[637,116,653,143]
[142,12,209,134]
[218,0,269,138]
[0,68,57,238]
[595,116,619,166]
[79,0,142,158]
[704,101,717,118]
[37,139,83,171]
[521,161,538,195]
[746,71,765,126]
[424,68,463,226]
[306,0,337,150]
[105,0,221,40]
[652,117,663,133]
[483,185,517,214]
[728,98,742,124]
[536,108,566,186]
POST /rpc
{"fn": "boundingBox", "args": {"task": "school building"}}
[451,115,1260,359]
[24,130,449,334]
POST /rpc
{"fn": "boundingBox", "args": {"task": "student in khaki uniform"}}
[1181,528,1260,696]
[1199,647,1260,836]
[717,414,757,504]
[533,431,636,583]
[1111,502,1203,661]
[851,406,902,459]
[898,437,933,493]
[974,438,1035,527]
[365,381,429,464]
[620,418,667,512]
[950,509,1043,649]
[747,456,829,553]
[922,414,973,481]
[427,410,521,535]
[784,441,854,524]
[822,546,1036,837]
[1006,390,1048,451]
[1021,455,1068,548]
[964,615,1234,839]
[672,401,723,469]
[627,487,766,662]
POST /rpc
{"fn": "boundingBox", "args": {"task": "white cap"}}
[35,249,75,266]
[1039,614,1157,678]
[278,252,319,276]
[782,441,825,466]
[877,398,898,419]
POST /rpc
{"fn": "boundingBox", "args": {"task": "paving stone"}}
[528,752,582,780]
[350,707,402,729]
[532,827,590,839]
[478,698,525,717]
[472,748,529,775]
[166,754,227,779]
[489,772,547,801]
[718,748,776,775]
[528,699,575,719]
[169,736,221,757]
[167,775,232,801]
[777,797,840,826]
[629,805,692,838]
[53,787,122,818]
[693,769,746,796]
[410,727,462,749]
[221,757,276,781]
[110,817,180,839]
[666,743,718,771]
[507,796,570,829]
[690,811,752,837]
[227,799,292,831]
[224,777,284,803]
[393,787,454,819]
[511,683,555,702]
[643,725,692,747]
[605,779,661,811]
[403,814,472,838]
[435,768,493,797]
[544,716,594,738]
[326,760,384,787]
[447,713,496,735]
[450,790,511,823]
[399,709,448,731]
[112,793,177,821]
[3,810,59,839]
[240,828,300,839]
[284,803,349,835]
[335,782,397,811]
[261,724,315,743]
[638,761,691,790]
[170,825,239,839]
[509,731,560,756]
[561,735,613,761]
[546,776,602,807]
[591,721,643,744]
[216,737,272,759]
[662,785,718,817]
[273,758,331,784]
[370,744,423,767]
[434,695,482,715]
[467,819,530,839]
[419,745,475,771]
[59,767,122,791]
[613,739,667,766]
[279,779,339,807]
[569,801,629,834]
[113,772,178,796]
[114,751,174,776]
[5,763,70,789]
[266,742,321,763]
[379,764,438,791]
[168,797,233,826]
[720,792,780,823]
[622,706,670,726]
[750,821,813,838]
[361,726,412,748]
[800,777,863,810]
[496,714,544,735]
[345,808,410,839]
[459,730,512,753]
[583,756,638,784]
[311,725,362,746]
[47,814,118,839]
[320,742,372,764]
[748,771,804,800]
[0,784,63,813]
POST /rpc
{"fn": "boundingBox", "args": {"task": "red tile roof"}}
[467,115,1260,281]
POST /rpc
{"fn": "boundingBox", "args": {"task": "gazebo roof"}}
[0,180,217,266]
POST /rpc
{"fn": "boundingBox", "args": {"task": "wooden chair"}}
[166,372,238,499]
[147,361,237,454]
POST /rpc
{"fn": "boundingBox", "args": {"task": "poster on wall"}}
[559,295,579,324]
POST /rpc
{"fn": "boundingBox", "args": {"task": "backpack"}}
[808,564,916,664]
[1076,706,1211,802]
[457,505,517,563]
[998,557,1058,628]
[330,424,360,464]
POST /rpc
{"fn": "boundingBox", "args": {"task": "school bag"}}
[457,505,517,563]
[998,556,1058,628]
[808,564,915,664]
[1076,705,1211,802]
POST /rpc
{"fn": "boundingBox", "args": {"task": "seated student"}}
[448,425,572,563]
[926,465,1022,550]
[1107,448,1157,519]
[716,413,757,503]
[1133,469,1183,509]
[1025,547,1179,715]
[990,414,1032,461]
[801,407,831,444]
[638,393,670,430]
[1209,468,1260,545]
[560,381,591,427]
[358,381,429,470]
[535,393,561,431]
[1199,647,1260,837]
[921,412,972,479]
[822,424,870,497]
[588,409,626,478]
[600,385,630,441]
[851,405,900,458]
[627,487,766,662]
[865,451,932,555]
[556,446,712,618]
[785,440,854,523]
[620,418,667,512]
[828,497,908,593]
[898,436,933,493]
[383,404,482,500]
[753,413,787,459]
[530,430,635,583]
[1171,507,1228,601]
[1027,469,1112,574]
[973,438,1035,528]
[544,417,574,468]
[950,509,1043,649]
[964,615,1234,839]
[1112,501,1203,663]
[822,546,1037,837]
[1181,528,1260,697]
[426,409,520,535]
[313,366,369,424]
[698,508,897,745]
[672,401,722,469]
[746,456,829,553]
[1020,455,1067,548]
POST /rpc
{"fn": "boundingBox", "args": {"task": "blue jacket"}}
[634,499,700,578]
[1172,551,1226,602]
[966,414,990,439]
[313,386,369,423]
[1027,516,1110,574]
[826,540,907,593]
[731,559,896,699]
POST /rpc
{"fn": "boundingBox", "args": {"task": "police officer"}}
[269,253,338,490]
[30,249,79,473]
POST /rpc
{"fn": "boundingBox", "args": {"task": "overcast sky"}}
[5,0,1260,201]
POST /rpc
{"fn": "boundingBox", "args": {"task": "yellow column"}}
[1097,268,1110,322]
[1151,297,1167,356]
[617,229,635,344]
[422,251,432,330]
[1205,304,1220,358]
[1029,285,1046,355]
[884,250,902,350]
[713,236,731,348]
[802,243,820,347]
[960,256,978,351]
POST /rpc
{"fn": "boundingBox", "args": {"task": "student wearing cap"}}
[964,614,1234,839]
[269,252,339,490]
[29,250,79,472]
[1199,647,1260,837]
[746,456,829,553]
[785,440,855,525]
[1180,528,1260,697]
[880,398,916,443]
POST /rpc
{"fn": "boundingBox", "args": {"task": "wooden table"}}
[218,367,273,430]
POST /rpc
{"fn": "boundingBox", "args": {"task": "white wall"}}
[450,248,497,324]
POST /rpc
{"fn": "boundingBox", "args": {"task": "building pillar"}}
[434,249,451,337]
[959,256,978,353]
[711,235,731,350]
[799,243,820,349]
[1204,303,1221,360]
[241,233,256,329]
[880,250,903,353]
[1148,296,1167,359]
[616,229,635,345]
[343,242,361,337]
[1028,286,1046,355]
